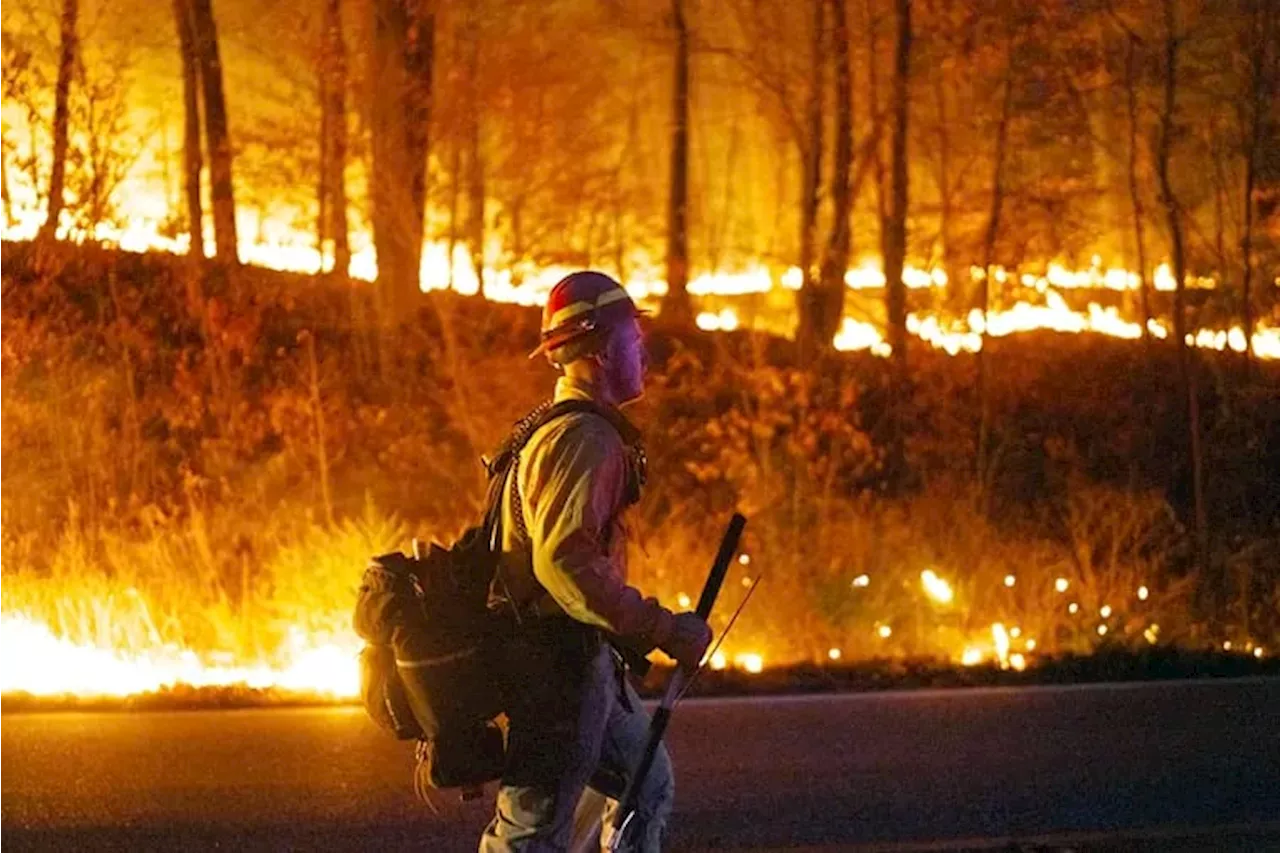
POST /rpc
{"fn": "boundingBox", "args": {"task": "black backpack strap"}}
[484,400,639,494]
[542,399,641,446]
[483,399,639,483]
[481,399,643,616]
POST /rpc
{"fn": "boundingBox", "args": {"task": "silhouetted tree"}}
[172,0,203,258]
[41,0,78,240]
[318,0,350,275]
[463,0,484,294]
[662,0,693,323]
[1238,0,1277,377]
[1155,0,1207,576]
[369,0,433,315]
[794,0,826,354]
[1122,30,1152,345]
[804,0,853,352]
[976,21,1014,489]
[884,0,910,373]
[190,0,237,261]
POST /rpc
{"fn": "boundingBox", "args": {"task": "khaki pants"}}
[480,644,673,853]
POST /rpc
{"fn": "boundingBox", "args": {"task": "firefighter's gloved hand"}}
[659,611,712,672]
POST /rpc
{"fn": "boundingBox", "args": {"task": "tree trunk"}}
[1124,35,1151,346]
[42,0,78,240]
[931,66,956,310]
[865,0,888,238]
[884,0,911,372]
[662,0,693,322]
[190,0,237,262]
[1,145,12,226]
[318,75,330,260]
[808,0,852,350]
[369,0,433,316]
[447,15,461,291]
[326,0,351,276]
[796,0,825,355]
[173,0,204,258]
[1211,118,1227,276]
[1157,0,1208,579]
[1239,0,1274,378]
[464,0,484,296]
[976,42,1014,492]
[447,136,460,290]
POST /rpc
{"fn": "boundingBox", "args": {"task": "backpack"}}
[352,399,643,793]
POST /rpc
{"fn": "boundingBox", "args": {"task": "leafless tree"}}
[1237,0,1277,378]
[369,0,433,316]
[172,0,203,258]
[318,0,350,276]
[884,0,911,373]
[662,0,693,323]
[40,0,78,240]
[976,24,1014,490]
[1123,32,1152,345]
[1155,0,1207,576]
[802,0,856,353]
[190,0,237,262]
[463,0,484,295]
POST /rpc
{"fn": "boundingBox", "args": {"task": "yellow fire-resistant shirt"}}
[495,376,674,647]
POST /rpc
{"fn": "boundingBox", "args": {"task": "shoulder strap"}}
[547,399,641,445]
[480,399,639,549]
[484,400,638,483]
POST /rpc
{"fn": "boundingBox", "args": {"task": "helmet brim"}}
[528,306,651,359]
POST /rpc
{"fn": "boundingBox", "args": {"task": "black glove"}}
[658,611,712,671]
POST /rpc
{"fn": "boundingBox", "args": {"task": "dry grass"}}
[1,242,1275,669]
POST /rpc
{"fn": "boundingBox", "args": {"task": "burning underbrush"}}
[2,242,1277,704]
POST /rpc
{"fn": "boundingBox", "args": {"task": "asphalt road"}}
[3,678,1279,852]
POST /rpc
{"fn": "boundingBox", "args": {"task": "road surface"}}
[4,677,1279,851]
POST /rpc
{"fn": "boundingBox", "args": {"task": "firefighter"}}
[481,271,712,852]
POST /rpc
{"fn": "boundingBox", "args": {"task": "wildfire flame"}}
[2,145,1277,701]
[0,613,359,699]
[2,176,1275,359]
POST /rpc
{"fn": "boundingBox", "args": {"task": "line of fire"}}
[1,0,1277,704]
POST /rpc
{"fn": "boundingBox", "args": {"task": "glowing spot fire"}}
[920,569,954,605]
[991,623,1011,667]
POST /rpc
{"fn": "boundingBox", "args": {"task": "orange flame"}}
[0,613,359,698]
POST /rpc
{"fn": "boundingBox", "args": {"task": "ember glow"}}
[920,569,955,605]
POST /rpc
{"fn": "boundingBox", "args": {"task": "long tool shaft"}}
[607,512,746,849]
